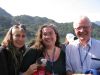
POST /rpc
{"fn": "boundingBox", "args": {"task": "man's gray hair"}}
[73,16,92,28]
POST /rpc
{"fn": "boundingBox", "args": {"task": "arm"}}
[0,48,8,74]
[20,48,38,74]
[65,45,73,74]
[66,71,73,75]
[22,63,38,75]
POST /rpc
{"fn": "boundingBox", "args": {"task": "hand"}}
[23,63,38,75]
[72,74,92,75]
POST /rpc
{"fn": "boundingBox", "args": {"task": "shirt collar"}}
[77,38,92,47]
[88,38,92,48]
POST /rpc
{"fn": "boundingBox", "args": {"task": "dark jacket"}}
[0,47,9,75]
[20,48,66,75]
[0,46,26,75]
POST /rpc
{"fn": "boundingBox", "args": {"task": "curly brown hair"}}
[31,23,60,50]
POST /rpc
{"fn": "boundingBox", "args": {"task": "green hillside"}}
[0,7,100,44]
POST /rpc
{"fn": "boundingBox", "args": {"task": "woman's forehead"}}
[43,27,54,31]
[12,28,25,34]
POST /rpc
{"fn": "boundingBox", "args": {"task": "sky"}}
[0,0,100,23]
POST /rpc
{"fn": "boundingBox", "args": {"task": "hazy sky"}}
[0,0,100,23]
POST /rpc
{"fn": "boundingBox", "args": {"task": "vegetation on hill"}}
[0,7,100,43]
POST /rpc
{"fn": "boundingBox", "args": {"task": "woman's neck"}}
[46,45,55,50]
[45,46,56,62]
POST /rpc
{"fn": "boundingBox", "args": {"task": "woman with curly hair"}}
[20,23,66,75]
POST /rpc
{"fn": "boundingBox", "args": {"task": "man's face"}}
[74,19,92,41]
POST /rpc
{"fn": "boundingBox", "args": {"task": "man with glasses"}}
[65,16,100,75]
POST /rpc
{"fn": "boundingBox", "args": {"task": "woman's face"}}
[42,27,57,47]
[12,28,26,48]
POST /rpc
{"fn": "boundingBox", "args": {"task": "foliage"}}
[0,7,100,44]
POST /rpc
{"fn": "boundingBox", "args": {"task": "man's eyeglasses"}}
[74,26,90,30]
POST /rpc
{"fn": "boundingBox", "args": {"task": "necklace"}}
[46,47,56,75]
[79,45,90,66]
[78,42,92,72]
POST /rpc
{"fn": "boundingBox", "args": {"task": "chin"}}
[16,45,24,48]
[79,37,85,40]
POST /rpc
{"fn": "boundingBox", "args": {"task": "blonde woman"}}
[0,24,27,75]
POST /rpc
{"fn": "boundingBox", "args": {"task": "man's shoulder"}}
[66,39,79,52]
[68,39,79,46]
[66,40,79,51]
[91,38,100,44]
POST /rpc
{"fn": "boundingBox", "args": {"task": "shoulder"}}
[92,38,100,42]
[60,44,66,52]
[0,46,10,62]
[91,38,100,45]
[60,48,65,54]
[0,46,5,51]
[22,48,38,64]
[60,49,66,59]
[24,48,37,56]
[0,46,8,53]
[66,40,79,54]
[67,39,79,48]
[24,48,43,58]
